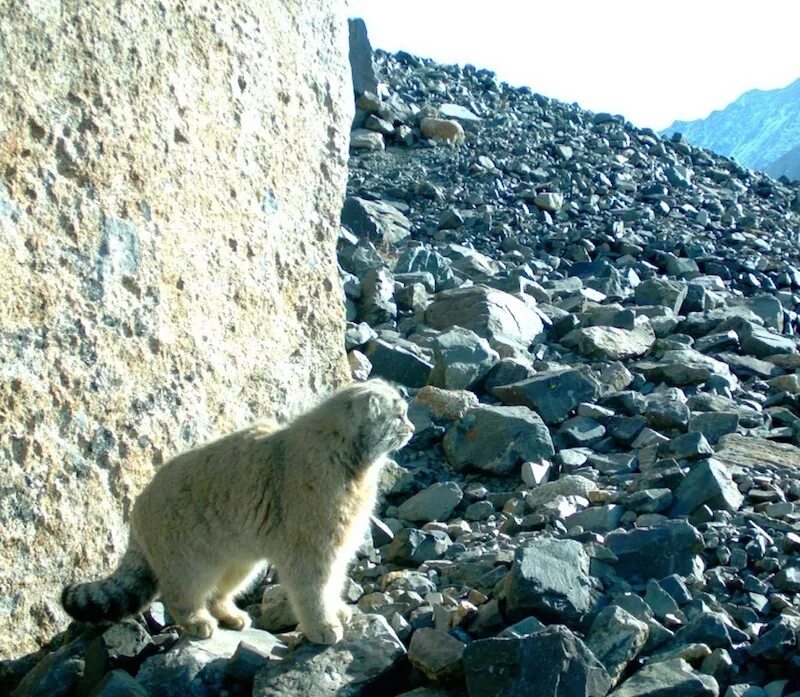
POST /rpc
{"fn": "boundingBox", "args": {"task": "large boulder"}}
[425,285,544,349]
[0,1,352,658]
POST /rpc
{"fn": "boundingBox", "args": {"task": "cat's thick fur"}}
[62,379,413,644]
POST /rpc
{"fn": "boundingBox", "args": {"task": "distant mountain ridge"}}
[662,77,800,176]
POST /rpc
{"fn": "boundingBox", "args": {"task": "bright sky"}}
[346,0,800,130]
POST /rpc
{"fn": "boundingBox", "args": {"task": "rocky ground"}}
[6,36,800,697]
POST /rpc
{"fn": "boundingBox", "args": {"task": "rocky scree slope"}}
[662,77,800,178]
[6,46,800,697]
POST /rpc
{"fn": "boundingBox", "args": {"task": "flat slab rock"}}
[252,614,405,696]
[714,433,800,471]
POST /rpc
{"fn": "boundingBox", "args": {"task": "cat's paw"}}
[303,621,344,645]
[183,616,217,639]
[219,608,252,631]
[337,603,353,625]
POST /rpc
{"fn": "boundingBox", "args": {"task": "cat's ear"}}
[365,391,383,419]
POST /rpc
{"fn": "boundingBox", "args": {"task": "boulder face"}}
[0,1,352,658]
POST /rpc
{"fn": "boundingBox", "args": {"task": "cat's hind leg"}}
[208,562,257,630]
[159,572,218,639]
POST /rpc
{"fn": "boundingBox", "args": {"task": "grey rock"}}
[635,278,689,315]
[260,585,297,633]
[464,625,612,697]
[657,432,714,461]
[609,658,718,697]
[443,404,554,475]
[365,338,433,388]
[407,628,465,682]
[137,629,283,697]
[642,389,691,431]
[342,197,411,245]
[566,504,625,533]
[506,538,604,626]
[531,192,565,212]
[605,521,704,580]
[524,475,599,509]
[624,488,673,514]
[425,285,544,349]
[252,614,405,697]
[385,527,452,565]
[558,416,607,447]
[80,620,155,694]
[439,102,482,125]
[9,634,93,697]
[674,612,749,650]
[586,606,649,685]
[347,18,378,97]
[429,327,499,390]
[358,268,397,325]
[394,247,455,291]
[562,322,656,360]
[498,616,547,638]
[398,482,463,523]
[637,350,733,386]
[740,324,796,358]
[670,459,744,516]
[87,670,149,697]
[492,368,600,424]
[350,128,385,151]
[687,412,739,445]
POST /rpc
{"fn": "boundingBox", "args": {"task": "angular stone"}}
[347,18,378,96]
[439,103,482,125]
[407,628,465,682]
[670,459,744,515]
[394,247,455,291]
[506,538,604,625]
[350,128,385,151]
[740,325,796,358]
[636,350,733,386]
[358,267,397,324]
[365,338,433,388]
[566,504,625,533]
[635,278,689,315]
[443,404,554,475]
[260,585,298,633]
[398,482,463,523]
[429,327,499,390]
[609,658,718,697]
[88,669,149,697]
[464,625,612,697]
[605,521,704,580]
[532,192,565,212]
[687,412,739,445]
[253,614,405,697]
[385,528,452,565]
[492,368,599,424]
[562,322,656,360]
[657,432,714,461]
[524,475,599,509]
[586,606,649,685]
[341,197,411,245]
[426,285,544,349]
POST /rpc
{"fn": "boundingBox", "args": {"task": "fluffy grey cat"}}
[62,379,413,644]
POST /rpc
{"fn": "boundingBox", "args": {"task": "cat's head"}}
[340,379,415,461]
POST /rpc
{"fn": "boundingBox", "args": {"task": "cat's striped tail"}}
[61,538,158,623]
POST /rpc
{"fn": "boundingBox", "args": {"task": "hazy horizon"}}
[346,0,800,130]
